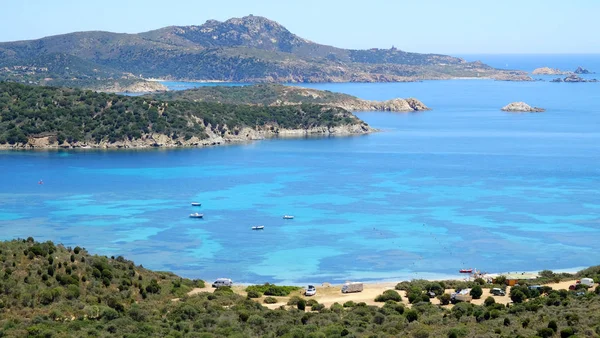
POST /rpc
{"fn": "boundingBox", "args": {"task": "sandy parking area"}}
[185,279,590,308]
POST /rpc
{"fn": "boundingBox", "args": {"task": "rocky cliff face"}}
[501,102,545,113]
[0,122,375,150]
[336,98,429,112]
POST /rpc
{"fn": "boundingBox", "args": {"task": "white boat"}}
[283,215,294,219]
[191,202,201,206]
[189,213,204,218]
[251,225,264,230]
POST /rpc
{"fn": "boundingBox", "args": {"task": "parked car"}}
[569,284,576,290]
[491,288,506,296]
[305,285,316,296]
[212,278,233,288]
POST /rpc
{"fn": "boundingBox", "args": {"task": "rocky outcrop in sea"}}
[574,66,594,74]
[532,67,570,75]
[551,74,599,83]
[501,102,545,113]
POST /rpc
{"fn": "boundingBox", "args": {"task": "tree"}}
[405,309,418,323]
[439,293,451,305]
[483,296,495,307]
[510,290,526,303]
[470,285,483,299]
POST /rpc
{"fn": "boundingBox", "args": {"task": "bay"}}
[1,64,599,284]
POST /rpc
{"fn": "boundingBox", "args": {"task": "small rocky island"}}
[574,66,594,74]
[532,67,570,75]
[551,74,598,83]
[501,102,545,113]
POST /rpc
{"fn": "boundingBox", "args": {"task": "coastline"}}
[0,125,377,150]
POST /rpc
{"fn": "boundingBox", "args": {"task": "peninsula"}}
[0,82,373,150]
[152,84,430,112]
[0,238,598,337]
[0,15,528,91]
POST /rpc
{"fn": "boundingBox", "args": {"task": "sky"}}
[2,0,599,54]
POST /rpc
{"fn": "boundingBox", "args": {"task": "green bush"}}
[263,297,277,304]
[297,299,306,311]
[470,285,483,299]
[245,283,301,297]
[548,320,558,332]
[375,290,402,302]
[405,309,418,323]
[343,301,355,308]
[483,296,495,307]
[287,296,302,306]
[246,290,260,298]
[439,293,451,305]
[560,327,575,338]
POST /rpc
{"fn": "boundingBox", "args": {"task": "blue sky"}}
[2,0,599,54]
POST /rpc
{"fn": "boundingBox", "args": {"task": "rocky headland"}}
[501,102,545,113]
[551,74,599,83]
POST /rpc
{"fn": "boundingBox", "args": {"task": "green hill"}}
[0,238,599,337]
[152,84,430,112]
[0,15,528,89]
[0,82,371,149]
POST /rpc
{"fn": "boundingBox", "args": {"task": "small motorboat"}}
[283,215,294,219]
[251,225,265,230]
[191,202,201,206]
[459,268,473,274]
[189,213,204,218]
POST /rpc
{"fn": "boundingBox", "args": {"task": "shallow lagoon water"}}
[1,77,599,284]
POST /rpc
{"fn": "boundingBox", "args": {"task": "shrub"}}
[483,296,495,307]
[469,285,483,299]
[548,320,558,332]
[343,301,355,308]
[439,293,451,305]
[245,283,301,296]
[306,299,318,307]
[503,318,510,326]
[246,290,260,299]
[375,290,402,302]
[263,297,277,304]
[510,289,526,303]
[287,296,302,306]
[560,327,575,338]
[405,309,418,323]
[297,299,306,311]
[311,303,325,311]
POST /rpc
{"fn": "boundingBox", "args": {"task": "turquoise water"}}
[1,76,600,284]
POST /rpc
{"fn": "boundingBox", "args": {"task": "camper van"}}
[580,278,595,287]
[212,278,233,288]
[341,282,364,293]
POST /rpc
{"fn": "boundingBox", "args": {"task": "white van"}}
[212,278,233,287]
[580,278,595,287]
[341,282,364,293]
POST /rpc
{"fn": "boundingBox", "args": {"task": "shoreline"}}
[0,126,377,151]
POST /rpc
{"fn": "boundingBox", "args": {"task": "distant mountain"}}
[0,15,528,89]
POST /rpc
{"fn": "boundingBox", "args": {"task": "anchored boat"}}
[189,213,204,218]
[251,225,265,230]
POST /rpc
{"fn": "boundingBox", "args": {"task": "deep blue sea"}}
[1,55,599,284]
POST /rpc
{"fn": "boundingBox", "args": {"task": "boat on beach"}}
[189,213,204,218]
[252,225,265,230]
[191,202,201,206]
[283,215,294,219]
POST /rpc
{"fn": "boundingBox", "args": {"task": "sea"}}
[1,55,599,284]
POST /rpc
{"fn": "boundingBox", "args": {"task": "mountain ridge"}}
[0,15,530,89]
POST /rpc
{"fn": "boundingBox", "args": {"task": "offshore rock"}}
[501,102,545,113]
